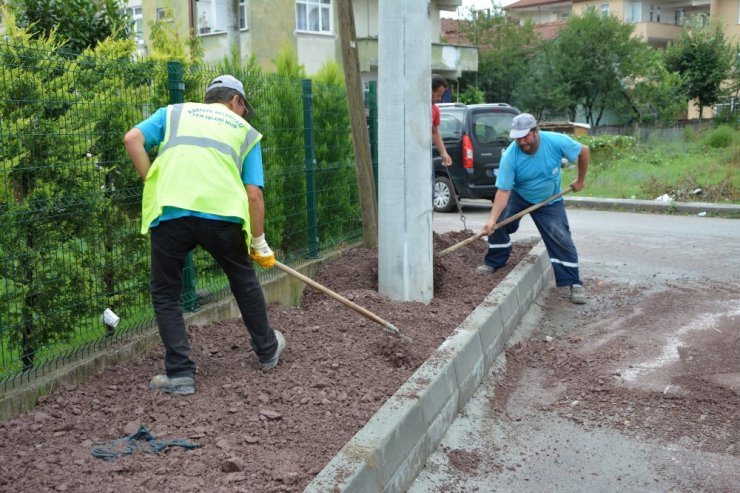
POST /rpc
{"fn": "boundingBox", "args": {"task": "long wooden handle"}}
[438,186,574,258]
[273,261,411,342]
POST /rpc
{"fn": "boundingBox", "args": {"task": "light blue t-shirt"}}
[496,131,582,204]
[135,106,264,226]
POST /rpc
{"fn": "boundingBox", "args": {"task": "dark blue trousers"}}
[150,217,278,378]
[484,191,582,287]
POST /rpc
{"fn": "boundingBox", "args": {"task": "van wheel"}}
[433,176,457,213]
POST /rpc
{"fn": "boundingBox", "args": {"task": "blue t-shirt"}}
[496,131,582,204]
[136,106,264,226]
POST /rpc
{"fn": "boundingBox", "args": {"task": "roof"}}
[506,0,570,8]
[534,20,567,41]
[440,18,476,46]
[441,17,566,44]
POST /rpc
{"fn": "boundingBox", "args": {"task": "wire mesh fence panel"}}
[0,42,364,389]
[0,40,163,386]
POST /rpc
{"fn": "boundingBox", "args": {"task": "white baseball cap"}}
[206,74,254,120]
[510,113,538,139]
[206,74,246,99]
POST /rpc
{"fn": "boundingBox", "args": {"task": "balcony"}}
[631,21,684,48]
[357,38,478,77]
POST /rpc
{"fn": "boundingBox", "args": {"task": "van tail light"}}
[462,135,474,169]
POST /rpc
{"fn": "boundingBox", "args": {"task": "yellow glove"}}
[250,234,275,269]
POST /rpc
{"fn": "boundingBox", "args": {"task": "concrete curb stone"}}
[564,196,740,217]
[306,240,552,492]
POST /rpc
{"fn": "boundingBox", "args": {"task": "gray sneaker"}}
[149,374,195,395]
[476,264,498,274]
[570,285,586,305]
[260,330,286,370]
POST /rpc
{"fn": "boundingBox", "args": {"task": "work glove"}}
[250,234,275,269]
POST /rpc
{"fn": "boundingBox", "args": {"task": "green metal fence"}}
[0,40,374,390]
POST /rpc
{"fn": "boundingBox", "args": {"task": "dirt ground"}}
[493,277,740,458]
[421,275,740,492]
[0,231,534,492]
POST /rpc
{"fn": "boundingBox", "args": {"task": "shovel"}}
[438,186,575,257]
[273,261,412,342]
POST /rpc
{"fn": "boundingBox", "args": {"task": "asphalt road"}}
[411,200,740,492]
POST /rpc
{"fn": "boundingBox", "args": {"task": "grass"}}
[560,125,740,204]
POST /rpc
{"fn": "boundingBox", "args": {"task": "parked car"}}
[433,103,520,212]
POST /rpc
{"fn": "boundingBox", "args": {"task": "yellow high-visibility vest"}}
[140,102,262,246]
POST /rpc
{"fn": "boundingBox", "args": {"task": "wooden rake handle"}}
[273,261,412,342]
[438,186,575,258]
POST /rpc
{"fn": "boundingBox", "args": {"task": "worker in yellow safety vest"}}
[124,75,286,396]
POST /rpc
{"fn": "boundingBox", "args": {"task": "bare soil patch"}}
[0,232,534,492]
[492,277,740,457]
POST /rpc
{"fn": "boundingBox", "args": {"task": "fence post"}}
[167,61,198,311]
[368,80,378,199]
[302,79,319,258]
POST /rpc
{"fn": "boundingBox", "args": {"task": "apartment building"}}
[128,0,477,90]
[506,0,739,118]
[507,1,738,48]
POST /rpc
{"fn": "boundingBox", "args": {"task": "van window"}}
[473,113,515,144]
[439,114,463,139]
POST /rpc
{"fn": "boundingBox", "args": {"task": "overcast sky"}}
[440,0,516,19]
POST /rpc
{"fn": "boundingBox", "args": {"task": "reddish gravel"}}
[0,232,534,492]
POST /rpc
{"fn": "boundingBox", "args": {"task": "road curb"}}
[564,196,740,217]
[305,240,553,492]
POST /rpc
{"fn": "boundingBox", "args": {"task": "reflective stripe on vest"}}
[158,104,261,173]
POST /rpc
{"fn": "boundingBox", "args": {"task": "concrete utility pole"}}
[337,0,378,248]
[377,0,433,303]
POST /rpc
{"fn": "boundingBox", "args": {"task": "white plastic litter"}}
[697,211,707,217]
[101,308,120,327]
[655,193,673,202]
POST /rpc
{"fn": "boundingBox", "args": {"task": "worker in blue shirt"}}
[478,113,589,305]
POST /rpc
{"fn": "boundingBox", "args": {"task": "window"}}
[649,5,662,22]
[239,0,247,30]
[296,0,332,34]
[438,114,463,140]
[196,0,243,34]
[126,6,144,44]
[675,9,685,26]
[472,113,516,143]
[600,3,609,17]
[627,2,641,23]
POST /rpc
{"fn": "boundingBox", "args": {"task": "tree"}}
[621,50,686,125]
[7,0,131,54]
[0,10,148,369]
[544,10,650,126]
[457,11,540,105]
[664,21,735,121]
[512,44,576,120]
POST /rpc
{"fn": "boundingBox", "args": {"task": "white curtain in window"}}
[296,0,331,33]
